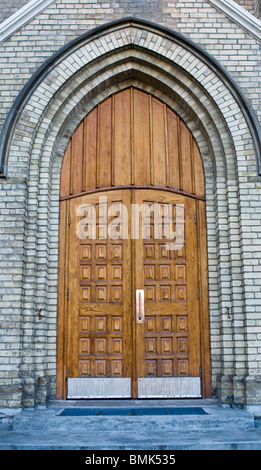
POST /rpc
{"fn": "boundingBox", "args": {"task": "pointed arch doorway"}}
[57,87,211,399]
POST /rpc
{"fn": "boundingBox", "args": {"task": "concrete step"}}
[0,402,260,450]
[0,412,13,430]
[0,427,261,450]
[7,404,255,432]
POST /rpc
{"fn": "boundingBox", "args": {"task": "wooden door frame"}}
[56,186,211,399]
[57,198,69,399]
[196,198,211,398]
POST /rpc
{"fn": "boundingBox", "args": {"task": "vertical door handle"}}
[136,289,144,323]
[138,292,142,321]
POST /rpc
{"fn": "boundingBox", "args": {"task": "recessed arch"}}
[57,87,211,399]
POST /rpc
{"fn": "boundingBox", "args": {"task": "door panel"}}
[57,87,211,399]
[64,188,201,398]
[60,88,205,200]
[133,190,201,398]
[66,190,132,397]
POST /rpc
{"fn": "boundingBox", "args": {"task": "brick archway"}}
[1,19,259,406]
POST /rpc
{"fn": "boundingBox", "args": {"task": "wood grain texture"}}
[66,190,132,384]
[197,199,212,398]
[60,88,205,200]
[57,88,211,399]
[56,200,69,398]
[133,190,201,393]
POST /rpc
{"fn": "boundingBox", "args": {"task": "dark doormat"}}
[59,407,208,416]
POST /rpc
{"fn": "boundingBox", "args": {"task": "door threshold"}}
[50,398,218,407]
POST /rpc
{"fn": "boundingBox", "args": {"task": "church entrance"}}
[57,88,211,399]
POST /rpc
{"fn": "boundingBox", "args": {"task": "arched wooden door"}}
[57,88,211,399]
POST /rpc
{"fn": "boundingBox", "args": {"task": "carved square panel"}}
[96,286,107,302]
[178,337,188,353]
[111,317,122,332]
[96,265,107,280]
[159,244,169,260]
[144,244,155,259]
[146,360,157,376]
[176,205,185,220]
[146,316,156,332]
[144,265,155,281]
[79,338,90,354]
[111,338,122,354]
[142,202,154,223]
[80,316,90,332]
[111,244,122,260]
[96,244,107,260]
[79,360,91,376]
[175,265,186,281]
[145,338,156,354]
[97,203,107,221]
[96,317,106,332]
[176,285,187,301]
[97,224,107,240]
[108,223,123,240]
[111,360,123,376]
[178,359,188,376]
[112,265,122,281]
[82,286,91,301]
[162,360,173,376]
[159,265,171,280]
[95,338,106,354]
[160,285,171,301]
[109,201,122,219]
[143,224,153,240]
[176,223,184,239]
[111,286,122,302]
[161,224,172,241]
[81,245,91,260]
[177,316,187,332]
[162,316,172,331]
[162,337,172,354]
[145,285,155,301]
[159,202,172,221]
[95,360,106,376]
[82,266,91,281]
[175,245,186,260]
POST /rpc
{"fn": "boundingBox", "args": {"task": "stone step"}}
[0,412,14,430]
[9,405,254,432]
[0,427,261,451]
[1,403,260,450]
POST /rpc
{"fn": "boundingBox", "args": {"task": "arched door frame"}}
[57,87,211,399]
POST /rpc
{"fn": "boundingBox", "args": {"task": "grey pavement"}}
[0,399,261,450]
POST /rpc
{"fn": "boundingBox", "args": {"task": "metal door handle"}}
[136,289,144,323]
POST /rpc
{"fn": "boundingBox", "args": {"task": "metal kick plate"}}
[67,378,131,399]
[138,377,201,398]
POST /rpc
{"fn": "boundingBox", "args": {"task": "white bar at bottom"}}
[67,378,131,399]
[138,377,201,398]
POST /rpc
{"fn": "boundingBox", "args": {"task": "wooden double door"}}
[59,188,208,398]
[57,88,211,399]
